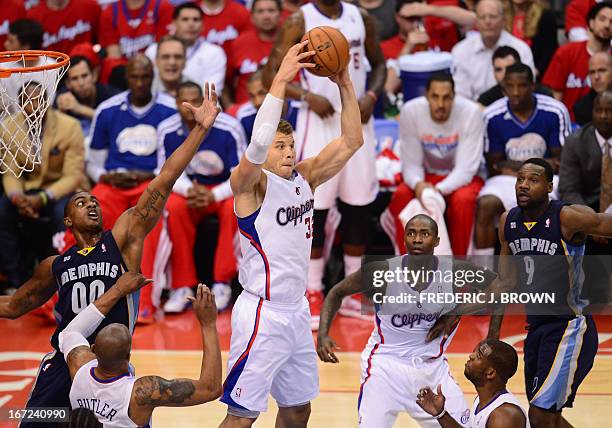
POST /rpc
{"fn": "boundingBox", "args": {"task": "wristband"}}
[38,191,48,207]
[434,409,447,419]
[366,90,378,102]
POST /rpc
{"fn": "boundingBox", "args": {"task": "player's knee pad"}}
[312,209,328,249]
[340,202,371,246]
[227,405,260,420]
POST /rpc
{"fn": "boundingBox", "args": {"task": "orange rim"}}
[0,50,70,78]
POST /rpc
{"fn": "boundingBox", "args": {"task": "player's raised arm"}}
[230,41,315,196]
[0,256,57,319]
[112,83,221,267]
[561,204,612,238]
[59,272,152,380]
[318,261,387,363]
[127,285,221,425]
[296,68,364,190]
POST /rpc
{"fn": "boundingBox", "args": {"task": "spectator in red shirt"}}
[565,0,597,42]
[0,0,26,51]
[504,0,558,78]
[223,0,280,109]
[200,0,254,54]
[26,0,100,54]
[100,0,174,59]
[542,1,611,121]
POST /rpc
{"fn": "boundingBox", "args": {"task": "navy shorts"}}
[20,351,71,428]
[524,315,598,412]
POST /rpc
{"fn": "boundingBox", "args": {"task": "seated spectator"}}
[236,69,298,141]
[477,45,552,107]
[574,52,612,125]
[141,81,245,315]
[99,0,174,59]
[355,0,399,41]
[560,91,612,212]
[55,56,120,137]
[0,0,26,50]
[542,2,611,122]
[451,0,535,100]
[504,0,558,78]
[473,63,569,256]
[199,0,253,54]
[565,0,598,42]
[0,82,84,293]
[26,0,100,54]
[151,35,187,97]
[145,2,226,93]
[223,0,280,109]
[382,73,484,256]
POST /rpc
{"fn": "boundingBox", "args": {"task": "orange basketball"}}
[301,26,350,77]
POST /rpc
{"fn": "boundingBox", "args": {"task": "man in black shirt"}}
[573,51,612,126]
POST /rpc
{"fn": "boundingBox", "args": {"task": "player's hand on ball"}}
[316,334,341,363]
[276,39,316,83]
[182,82,221,129]
[327,67,351,86]
[189,284,218,326]
[115,272,152,295]
[416,385,446,416]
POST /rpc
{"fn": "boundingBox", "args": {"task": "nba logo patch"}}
[235,388,242,398]
[510,222,516,229]
[296,187,300,195]
[545,218,550,228]
[102,244,107,252]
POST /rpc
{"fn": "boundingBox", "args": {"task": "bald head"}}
[126,54,153,74]
[93,324,132,370]
[589,52,612,93]
[126,54,154,105]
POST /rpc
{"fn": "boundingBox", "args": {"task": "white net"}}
[0,51,69,178]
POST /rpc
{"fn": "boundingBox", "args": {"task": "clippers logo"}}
[276,198,314,226]
[460,410,470,424]
[391,311,441,328]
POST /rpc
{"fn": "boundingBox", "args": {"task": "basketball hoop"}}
[0,50,70,177]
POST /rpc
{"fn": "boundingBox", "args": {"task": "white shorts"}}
[221,291,319,413]
[295,108,379,209]
[358,351,469,428]
[478,174,560,211]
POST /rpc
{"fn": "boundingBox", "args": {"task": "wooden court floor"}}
[0,313,610,427]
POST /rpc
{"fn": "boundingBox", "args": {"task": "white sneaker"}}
[212,282,232,312]
[163,287,194,313]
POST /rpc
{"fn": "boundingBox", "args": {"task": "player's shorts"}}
[20,351,71,428]
[357,350,470,428]
[478,174,560,211]
[525,315,598,412]
[295,108,379,209]
[221,291,319,413]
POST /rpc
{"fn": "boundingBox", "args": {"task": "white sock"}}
[344,254,362,277]
[308,258,325,292]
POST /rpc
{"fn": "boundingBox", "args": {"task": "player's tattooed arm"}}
[561,204,612,241]
[0,256,56,319]
[65,346,96,380]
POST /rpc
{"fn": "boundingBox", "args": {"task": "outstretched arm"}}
[128,285,221,425]
[59,273,152,380]
[0,256,56,319]
[112,83,221,270]
[296,68,364,190]
[561,204,612,239]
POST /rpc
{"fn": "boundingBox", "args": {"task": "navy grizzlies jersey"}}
[504,200,587,325]
[50,231,138,351]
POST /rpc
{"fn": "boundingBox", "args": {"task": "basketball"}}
[301,26,350,77]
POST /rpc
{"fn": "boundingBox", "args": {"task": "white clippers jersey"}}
[300,2,367,109]
[69,359,145,428]
[367,255,457,360]
[237,169,314,303]
[471,391,530,428]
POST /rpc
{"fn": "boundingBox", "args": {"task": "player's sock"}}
[343,254,362,277]
[308,257,325,292]
[470,246,495,271]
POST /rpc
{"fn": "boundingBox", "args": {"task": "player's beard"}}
[464,368,485,387]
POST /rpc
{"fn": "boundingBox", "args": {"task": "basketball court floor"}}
[0,312,610,427]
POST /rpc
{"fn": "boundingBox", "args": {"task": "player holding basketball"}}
[220,40,362,427]
[318,214,507,427]
[59,281,221,427]
[0,82,222,427]
[263,0,387,326]
[416,339,529,427]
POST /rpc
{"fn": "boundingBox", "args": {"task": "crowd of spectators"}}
[0,0,610,324]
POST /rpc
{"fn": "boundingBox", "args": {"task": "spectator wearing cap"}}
[573,51,612,125]
[55,56,120,137]
[145,2,226,95]
[477,45,552,108]
[542,2,611,121]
